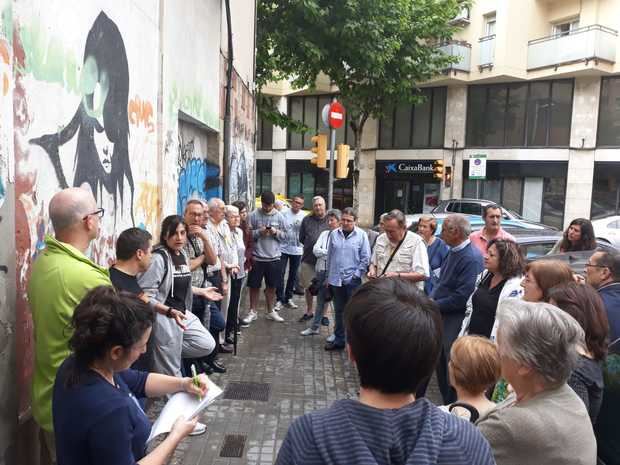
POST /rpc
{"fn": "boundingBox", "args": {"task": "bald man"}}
[28,187,111,463]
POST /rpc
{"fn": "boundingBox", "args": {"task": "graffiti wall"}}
[161,0,222,214]
[13,0,159,418]
[225,61,255,207]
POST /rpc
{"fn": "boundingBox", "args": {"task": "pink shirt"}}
[469,228,516,255]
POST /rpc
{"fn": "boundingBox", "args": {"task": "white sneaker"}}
[190,421,207,436]
[266,310,284,322]
[274,301,283,311]
[285,299,299,309]
[326,334,335,343]
[248,309,258,321]
[301,327,320,336]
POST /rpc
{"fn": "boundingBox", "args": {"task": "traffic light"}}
[336,144,350,179]
[433,159,444,180]
[310,134,327,169]
[444,166,453,187]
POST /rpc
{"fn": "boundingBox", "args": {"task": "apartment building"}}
[257,0,620,230]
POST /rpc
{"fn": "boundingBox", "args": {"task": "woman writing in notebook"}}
[52,286,209,465]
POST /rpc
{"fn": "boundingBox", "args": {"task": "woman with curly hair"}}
[551,218,597,254]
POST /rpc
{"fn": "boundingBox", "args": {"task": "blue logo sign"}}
[385,163,398,174]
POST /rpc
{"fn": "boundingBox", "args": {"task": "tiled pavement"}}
[148,293,441,465]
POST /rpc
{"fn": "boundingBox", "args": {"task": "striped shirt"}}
[275,398,495,465]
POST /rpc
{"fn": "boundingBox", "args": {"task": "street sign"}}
[328,101,345,129]
[469,154,487,180]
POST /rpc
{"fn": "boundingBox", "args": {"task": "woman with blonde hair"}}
[417,215,449,295]
[442,335,501,422]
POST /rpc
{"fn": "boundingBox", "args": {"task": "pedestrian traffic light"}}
[336,144,349,179]
[444,166,452,187]
[433,159,444,180]
[310,134,327,169]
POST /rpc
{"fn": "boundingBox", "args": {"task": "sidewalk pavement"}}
[147,293,441,465]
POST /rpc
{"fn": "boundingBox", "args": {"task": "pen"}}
[190,364,202,400]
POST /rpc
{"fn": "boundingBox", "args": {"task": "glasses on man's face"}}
[83,208,105,221]
[585,262,607,269]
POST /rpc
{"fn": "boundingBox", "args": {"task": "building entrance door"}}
[384,180,410,214]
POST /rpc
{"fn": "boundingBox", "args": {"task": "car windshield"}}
[507,208,523,219]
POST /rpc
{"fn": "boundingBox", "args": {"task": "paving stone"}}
[145,293,441,465]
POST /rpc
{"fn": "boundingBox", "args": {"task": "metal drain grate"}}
[220,434,247,458]
[223,381,271,401]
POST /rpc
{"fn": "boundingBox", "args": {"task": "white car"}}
[592,216,620,248]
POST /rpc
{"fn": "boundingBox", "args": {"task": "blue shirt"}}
[276,398,495,465]
[326,227,371,287]
[425,238,450,295]
[53,356,151,465]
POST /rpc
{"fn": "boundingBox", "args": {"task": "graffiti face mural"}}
[29,12,134,224]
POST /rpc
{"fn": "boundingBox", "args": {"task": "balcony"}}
[438,41,471,73]
[527,24,617,71]
[479,34,496,69]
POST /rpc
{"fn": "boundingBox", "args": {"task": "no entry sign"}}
[328,101,345,129]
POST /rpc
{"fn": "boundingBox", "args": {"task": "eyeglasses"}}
[585,263,607,269]
[83,207,105,220]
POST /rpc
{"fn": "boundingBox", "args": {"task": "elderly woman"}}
[416,215,449,295]
[477,299,597,465]
[521,259,574,302]
[224,205,247,344]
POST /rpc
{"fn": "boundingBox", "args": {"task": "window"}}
[257,115,273,150]
[597,77,620,147]
[466,80,573,147]
[591,162,620,219]
[553,18,579,37]
[520,241,557,260]
[286,160,353,210]
[287,95,354,150]
[255,160,272,196]
[379,87,447,149]
[484,13,496,36]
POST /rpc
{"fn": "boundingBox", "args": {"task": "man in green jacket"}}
[28,187,111,464]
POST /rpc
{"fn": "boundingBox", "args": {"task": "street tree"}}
[256,0,469,211]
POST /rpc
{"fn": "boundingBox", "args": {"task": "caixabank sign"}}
[380,161,434,176]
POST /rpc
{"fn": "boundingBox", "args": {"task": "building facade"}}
[257,0,620,230]
[0,1,257,463]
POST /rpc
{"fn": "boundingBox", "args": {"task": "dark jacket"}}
[299,214,329,265]
[598,282,620,342]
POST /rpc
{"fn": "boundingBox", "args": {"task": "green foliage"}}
[257,0,468,131]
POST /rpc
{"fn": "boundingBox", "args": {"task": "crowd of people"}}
[26,186,619,465]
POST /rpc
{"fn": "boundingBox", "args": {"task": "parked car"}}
[533,241,618,275]
[592,215,620,248]
[405,198,554,230]
[407,215,550,236]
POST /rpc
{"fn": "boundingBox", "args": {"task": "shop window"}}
[598,77,620,147]
[466,80,573,147]
[379,87,446,149]
[591,163,620,219]
[255,160,272,196]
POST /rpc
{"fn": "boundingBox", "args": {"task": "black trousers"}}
[226,277,244,337]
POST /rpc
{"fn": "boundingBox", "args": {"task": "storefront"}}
[374,160,441,223]
[462,160,568,229]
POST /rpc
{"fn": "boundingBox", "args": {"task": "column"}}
[443,85,467,200]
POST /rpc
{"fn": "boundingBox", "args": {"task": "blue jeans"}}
[310,270,328,330]
[331,277,362,347]
[276,253,302,303]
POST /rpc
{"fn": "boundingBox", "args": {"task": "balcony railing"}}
[527,24,617,71]
[479,34,496,69]
[438,41,471,72]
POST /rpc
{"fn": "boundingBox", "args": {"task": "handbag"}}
[378,234,406,277]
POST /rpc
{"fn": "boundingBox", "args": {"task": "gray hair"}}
[312,196,325,205]
[208,198,225,210]
[326,208,342,221]
[443,214,471,238]
[379,212,388,222]
[224,205,239,216]
[342,207,357,220]
[496,299,584,387]
[384,209,406,228]
[418,214,438,233]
